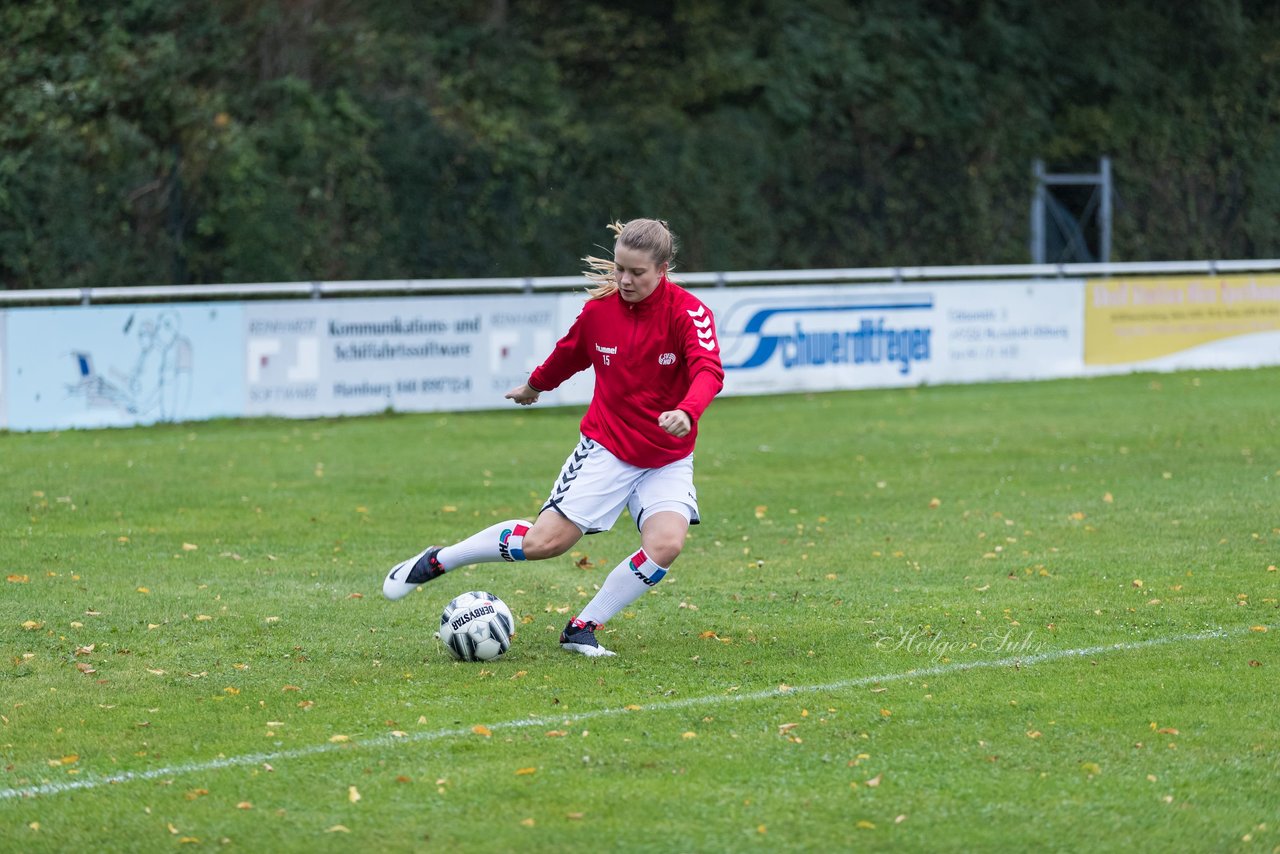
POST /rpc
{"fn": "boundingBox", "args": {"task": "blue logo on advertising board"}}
[721,299,934,375]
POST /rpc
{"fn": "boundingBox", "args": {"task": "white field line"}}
[0,625,1259,802]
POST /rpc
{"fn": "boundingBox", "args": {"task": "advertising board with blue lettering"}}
[243,295,591,418]
[697,281,1084,394]
[0,280,1086,431]
[4,303,244,431]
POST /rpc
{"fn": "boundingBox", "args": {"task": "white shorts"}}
[541,435,700,534]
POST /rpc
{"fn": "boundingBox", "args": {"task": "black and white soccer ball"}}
[438,591,514,661]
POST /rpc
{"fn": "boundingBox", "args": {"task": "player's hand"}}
[505,383,541,406]
[657,409,692,437]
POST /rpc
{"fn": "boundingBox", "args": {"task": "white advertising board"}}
[696,280,1084,396]
[243,295,589,418]
[4,303,244,431]
[0,279,1098,431]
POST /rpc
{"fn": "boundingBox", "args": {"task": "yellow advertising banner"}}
[1085,274,1280,365]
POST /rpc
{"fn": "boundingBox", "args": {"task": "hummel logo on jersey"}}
[686,305,717,351]
[595,344,617,354]
[658,353,676,365]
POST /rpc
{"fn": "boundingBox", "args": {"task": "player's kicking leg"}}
[383,513,581,600]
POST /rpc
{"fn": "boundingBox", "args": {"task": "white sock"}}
[577,548,668,625]
[437,520,532,569]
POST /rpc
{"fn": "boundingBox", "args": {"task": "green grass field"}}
[2,368,1277,852]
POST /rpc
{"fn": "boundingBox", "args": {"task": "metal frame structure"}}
[1031,157,1113,264]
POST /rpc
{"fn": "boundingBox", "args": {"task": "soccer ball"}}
[438,591,514,662]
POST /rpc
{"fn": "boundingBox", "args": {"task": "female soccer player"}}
[383,218,724,656]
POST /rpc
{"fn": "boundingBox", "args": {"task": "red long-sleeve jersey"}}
[529,276,724,468]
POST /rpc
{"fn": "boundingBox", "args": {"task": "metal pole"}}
[1099,156,1112,263]
[1031,159,1046,264]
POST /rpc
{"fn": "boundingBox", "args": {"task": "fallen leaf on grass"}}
[237,801,253,810]
[865,774,883,787]
[75,663,97,675]
[1250,626,1268,633]
[515,767,537,776]
[7,574,29,584]
[328,734,350,743]
[348,786,361,803]
[182,543,198,551]
[74,644,95,656]
[325,826,350,833]
[21,621,43,631]
[472,725,492,737]
[856,820,876,830]
[545,730,568,737]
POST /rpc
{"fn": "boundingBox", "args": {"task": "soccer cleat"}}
[559,617,616,657]
[383,546,446,600]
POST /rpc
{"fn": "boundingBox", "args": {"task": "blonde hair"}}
[583,218,678,299]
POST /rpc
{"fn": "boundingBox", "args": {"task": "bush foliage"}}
[3,0,1279,288]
